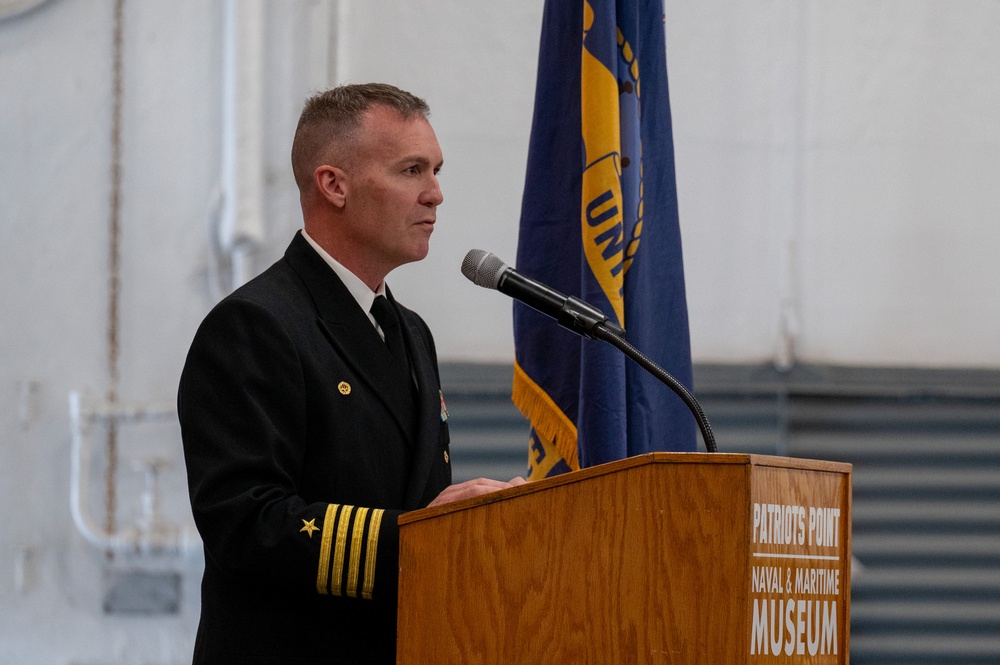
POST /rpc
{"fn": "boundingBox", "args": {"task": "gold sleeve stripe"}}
[330,504,354,597]
[316,503,339,595]
[362,508,384,600]
[345,507,369,598]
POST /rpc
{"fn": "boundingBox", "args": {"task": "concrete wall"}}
[0,0,997,662]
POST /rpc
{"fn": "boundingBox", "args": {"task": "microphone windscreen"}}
[461,249,507,289]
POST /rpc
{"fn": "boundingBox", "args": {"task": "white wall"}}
[0,0,998,662]
[665,1,1000,367]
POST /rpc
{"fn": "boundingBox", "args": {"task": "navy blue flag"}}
[514,0,696,479]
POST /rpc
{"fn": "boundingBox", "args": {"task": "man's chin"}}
[391,247,431,272]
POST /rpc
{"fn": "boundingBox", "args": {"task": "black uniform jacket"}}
[178,232,452,664]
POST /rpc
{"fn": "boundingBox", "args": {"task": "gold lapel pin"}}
[338,381,351,395]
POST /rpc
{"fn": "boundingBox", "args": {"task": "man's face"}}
[341,106,444,281]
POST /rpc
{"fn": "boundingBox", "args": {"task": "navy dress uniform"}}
[178,231,451,664]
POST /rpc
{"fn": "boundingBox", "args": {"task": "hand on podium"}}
[427,476,527,507]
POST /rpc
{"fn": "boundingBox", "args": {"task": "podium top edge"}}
[399,452,851,526]
[646,452,851,473]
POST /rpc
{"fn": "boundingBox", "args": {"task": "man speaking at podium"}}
[179,83,522,664]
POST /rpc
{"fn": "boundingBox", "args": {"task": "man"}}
[179,83,522,664]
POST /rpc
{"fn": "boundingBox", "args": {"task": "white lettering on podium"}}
[752,566,784,593]
[749,501,843,658]
[753,503,842,548]
[794,567,840,595]
[807,506,841,547]
[750,599,838,656]
[752,502,807,545]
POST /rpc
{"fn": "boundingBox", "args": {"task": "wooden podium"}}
[397,453,851,663]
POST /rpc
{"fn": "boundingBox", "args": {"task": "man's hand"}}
[427,476,527,507]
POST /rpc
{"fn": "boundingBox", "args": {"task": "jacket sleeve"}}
[178,296,401,602]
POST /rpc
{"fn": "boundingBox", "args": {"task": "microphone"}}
[461,249,625,339]
[460,248,717,453]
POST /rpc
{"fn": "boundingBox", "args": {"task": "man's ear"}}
[314,165,347,208]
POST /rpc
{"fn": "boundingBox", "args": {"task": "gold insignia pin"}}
[300,518,319,538]
[338,381,351,395]
[443,450,449,464]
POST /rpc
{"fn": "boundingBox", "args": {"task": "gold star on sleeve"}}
[300,518,320,538]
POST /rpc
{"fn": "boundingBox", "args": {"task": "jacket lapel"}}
[396,296,444,509]
[283,234,416,438]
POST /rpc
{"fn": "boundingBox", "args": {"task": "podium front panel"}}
[398,453,851,664]
[745,459,852,663]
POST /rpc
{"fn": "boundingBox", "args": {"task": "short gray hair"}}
[290,83,430,191]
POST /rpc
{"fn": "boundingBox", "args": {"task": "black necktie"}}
[370,295,408,372]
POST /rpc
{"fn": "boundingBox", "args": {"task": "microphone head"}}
[461,249,508,289]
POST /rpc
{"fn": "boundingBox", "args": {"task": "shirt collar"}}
[300,229,386,326]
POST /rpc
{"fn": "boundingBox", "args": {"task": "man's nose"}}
[422,176,443,206]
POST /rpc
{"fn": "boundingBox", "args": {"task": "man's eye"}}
[405,166,419,175]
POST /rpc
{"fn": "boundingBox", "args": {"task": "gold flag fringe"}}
[512,361,580,472]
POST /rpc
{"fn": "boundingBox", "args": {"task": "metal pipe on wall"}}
[217,0,267,291]
[69,391,200,554]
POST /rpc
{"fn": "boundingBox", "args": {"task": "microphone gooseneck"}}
[591,324,716,452]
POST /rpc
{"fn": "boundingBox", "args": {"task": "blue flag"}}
[514,0,696,480]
